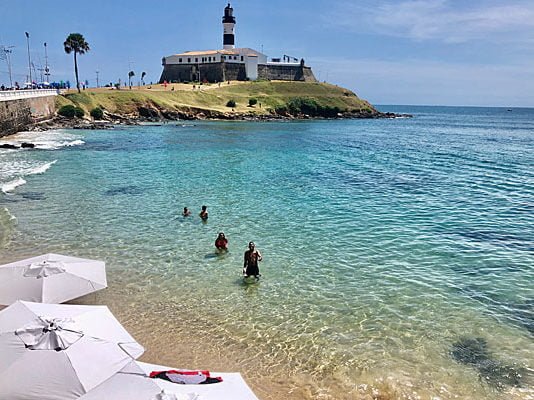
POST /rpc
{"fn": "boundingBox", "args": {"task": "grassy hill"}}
[56,81,378,119]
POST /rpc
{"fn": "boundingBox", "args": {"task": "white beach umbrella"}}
[0,253,107,305]
[0,301,144,400]
[80,361,259,400]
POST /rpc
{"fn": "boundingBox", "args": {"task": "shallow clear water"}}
[1,106,533,399]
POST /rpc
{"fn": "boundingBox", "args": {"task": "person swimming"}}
[182,207,191,217]
[199,205,208,220]
[215,232,228,251]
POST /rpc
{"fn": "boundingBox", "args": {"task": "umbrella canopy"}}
[80,361,259,400]
[0,301,144,400]
[0,253,107,305]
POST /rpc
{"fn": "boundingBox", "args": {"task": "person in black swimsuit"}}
[243,241,262,278]
[199,205,208,220]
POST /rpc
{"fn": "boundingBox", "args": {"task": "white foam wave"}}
[2,177,26,193]
[35,139,85,150]
[64,139,85,147]
[28,160,57,175]
[8,130,85,151]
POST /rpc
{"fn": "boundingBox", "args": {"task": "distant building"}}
[159,4,316,83]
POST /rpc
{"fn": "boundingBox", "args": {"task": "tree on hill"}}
[128,71,135,89]
[141,71,146,86]
[64,33,90,93]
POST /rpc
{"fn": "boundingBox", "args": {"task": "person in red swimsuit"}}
[215,232,228,251]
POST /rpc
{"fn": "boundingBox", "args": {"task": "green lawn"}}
[57,81,376,117]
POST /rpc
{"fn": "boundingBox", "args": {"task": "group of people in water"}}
[182,205,263,279]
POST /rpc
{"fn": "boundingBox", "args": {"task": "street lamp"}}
[44,42,50,83]
[25,32,32,87]
[0,46,14,88]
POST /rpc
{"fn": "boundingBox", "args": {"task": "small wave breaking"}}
[2,178,26,194]
[28,160,57,175]
[35,139,85,150]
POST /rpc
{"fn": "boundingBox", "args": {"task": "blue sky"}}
[1,0,533,106]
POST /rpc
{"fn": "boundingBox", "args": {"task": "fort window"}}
[188,58,191,63]
[195,58,198,62]
[241,56,243,61]
[179,58,182,63]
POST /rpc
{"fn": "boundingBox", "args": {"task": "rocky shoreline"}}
[25,107,411,133]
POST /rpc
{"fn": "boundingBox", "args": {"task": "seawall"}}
[0,90,57,137]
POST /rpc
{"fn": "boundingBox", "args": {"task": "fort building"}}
[159,4,316,84]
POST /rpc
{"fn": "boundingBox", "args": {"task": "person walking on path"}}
[243,241,262,278]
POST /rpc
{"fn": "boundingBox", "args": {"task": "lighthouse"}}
[222,3,236,49]
[159,3,318,84]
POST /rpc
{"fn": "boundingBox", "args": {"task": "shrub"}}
[287,98,318,116]
[58,105,76,118]
[74,107,85,118]
[248,98,258,107]
[274,105,288,114]
[90,107,104,119]
[226,99,236,108]
[279,98,344,118]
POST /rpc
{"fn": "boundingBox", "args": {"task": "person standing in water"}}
[199,205,208,220]
[182,207,191,216]
[215,232,228,251]
[243,241,262,278]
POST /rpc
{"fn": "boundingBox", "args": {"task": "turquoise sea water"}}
[0,106,533,399]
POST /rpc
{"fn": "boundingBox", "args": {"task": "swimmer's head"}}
[248,241,255,249]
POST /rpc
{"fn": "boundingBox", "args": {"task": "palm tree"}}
[64,33,90,93]
[128,70,135,89]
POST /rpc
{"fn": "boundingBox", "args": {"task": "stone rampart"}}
[159,62,316,83]
[257,65,316,82]
[223,63,246,81]
[0,92,56,137]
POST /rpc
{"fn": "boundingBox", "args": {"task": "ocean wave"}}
[28,160,57,175]
[34,139,85,150]
[1,178,26,194]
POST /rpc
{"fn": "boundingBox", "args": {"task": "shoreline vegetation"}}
[31,81,409,132]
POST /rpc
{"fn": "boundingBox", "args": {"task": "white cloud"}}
[328,0,534,43]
